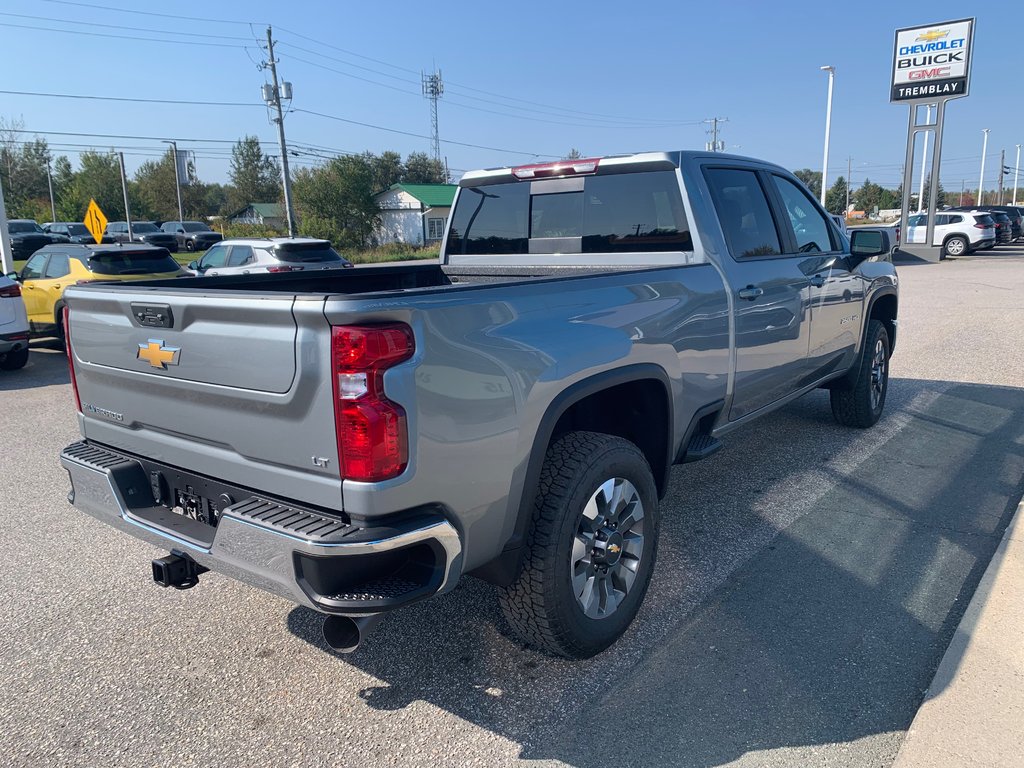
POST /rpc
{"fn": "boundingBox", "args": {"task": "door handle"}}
[809,275,826,288]
[53,284,61,289]
[738,286,763,301]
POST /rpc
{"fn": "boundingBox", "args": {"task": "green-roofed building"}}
[374,183,458,246]
[226,203,286,229]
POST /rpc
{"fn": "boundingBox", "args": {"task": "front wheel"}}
[499,431,659,658]
[830,319,890,428]
[943,236,968,257]
[185,240,195,252]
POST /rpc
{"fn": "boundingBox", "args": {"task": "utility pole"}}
[163,140,185,224]
[422,69,444,164]
[703,117,728,152]
[264,26,297,237]
[959,179,964,206]
[997,148,1005,204]
[978,129,990,206]
[1013,144,1021,206]
[846,155,852,214]
[46,157,56,222]
[917,104,932,213]
[118,152,133,241]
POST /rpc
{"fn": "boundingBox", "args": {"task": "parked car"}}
[985,211,1014,244]
[60,150,899,658]
[16,244,185,341]
[186,238,353,276]
[159,221,224,252]
[903,211,996,256]
[0,273,30,370]
[43,222,116,245]
[6,219,63,260]
[105,221,178,251]
[955,205,1023,241]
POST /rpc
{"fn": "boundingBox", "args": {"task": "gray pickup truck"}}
[60,151,898,658]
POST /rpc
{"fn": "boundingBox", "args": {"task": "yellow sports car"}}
[16,244,186,340]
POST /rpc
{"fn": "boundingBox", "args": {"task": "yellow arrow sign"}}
[84,199,108,245]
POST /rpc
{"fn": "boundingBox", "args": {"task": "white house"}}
[373,184,457,246]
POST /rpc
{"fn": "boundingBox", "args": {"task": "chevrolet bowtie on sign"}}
[137,339,180,369]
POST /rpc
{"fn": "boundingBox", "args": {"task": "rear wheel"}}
[499,431,659,658]
[943,235,968,257]
[0,348,29,370]
[830,319,890,428]
[185,240,195,252]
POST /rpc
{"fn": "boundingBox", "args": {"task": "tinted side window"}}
[199,245,229,269]
[704,168,781,258]
[908,214,925,227]
[772,175,835,253]
[227,245,254,267]
[935,215,949,226]
[446,184,529,255]
[43,254,70,278]
[21,253,48,280]
[948,215,963,224]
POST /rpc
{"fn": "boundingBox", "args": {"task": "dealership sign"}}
[891,18,974,102]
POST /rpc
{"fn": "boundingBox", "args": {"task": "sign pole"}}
[118,152,133,241]
[0,171,12,275]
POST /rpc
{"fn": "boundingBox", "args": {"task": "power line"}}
[37,0,253,26]
[0,11,253,40]
[291,108,558,158]
[0,89,264,109]
[0,20,250,47]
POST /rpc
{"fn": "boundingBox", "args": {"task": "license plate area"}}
[134,457,253,532]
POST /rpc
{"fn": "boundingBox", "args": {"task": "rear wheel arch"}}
[470,365,674,586]
[866,289,898,354]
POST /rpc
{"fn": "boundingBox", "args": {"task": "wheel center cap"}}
[594,529,624,566]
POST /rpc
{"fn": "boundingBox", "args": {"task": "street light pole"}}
[977,129,990,206]
[1013,144,1021,206]
[163,140,185,224]
[819,65,835,208]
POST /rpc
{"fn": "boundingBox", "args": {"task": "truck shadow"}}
[0,341,70,392]
[286,378,1024,767]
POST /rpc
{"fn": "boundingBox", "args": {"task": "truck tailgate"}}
[65,286,344,510]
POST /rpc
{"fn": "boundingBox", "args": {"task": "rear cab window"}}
[273,242,346,264]
[87,250,180,275]
[445,170,692,261]
[702,168,781,258]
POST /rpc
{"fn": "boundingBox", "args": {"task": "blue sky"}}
[1,0,1021,195]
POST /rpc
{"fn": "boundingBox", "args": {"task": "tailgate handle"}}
[131,303,174,329]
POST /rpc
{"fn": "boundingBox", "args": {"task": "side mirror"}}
[188,261,200,271]
[849,229,891,264]
[5,271,19,281]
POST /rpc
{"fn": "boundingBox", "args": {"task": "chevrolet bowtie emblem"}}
[607,543,622,555]
[137,339,180,369]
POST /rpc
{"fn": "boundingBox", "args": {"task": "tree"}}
[824,176,848,215]
[134,149,209,221]
[853,178,885,213]
[920,173,946,208]
[370,150,404,192]
[0,118,53,218]
[564,148,584,160]
[793,168,822,200]
[227,136,280,212]
[291,154,380,248]
[404,152,446,184]
[57,150,125,221]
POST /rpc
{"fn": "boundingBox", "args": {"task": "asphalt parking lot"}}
[1,249,1022,768]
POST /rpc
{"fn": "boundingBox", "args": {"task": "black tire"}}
[498,431,659,658]
[0,348,29,370]
[943,235,968,257]
[830,319,890,428]
[185,239,195,252]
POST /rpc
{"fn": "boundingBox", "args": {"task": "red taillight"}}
[64,305,81,413]
[331,324,414,482]
[267,265,303,273]
[0,283,21,298]
[512,157,601,179]
[974,223,989,229]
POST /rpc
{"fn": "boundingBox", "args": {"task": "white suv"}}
[904,210,996,256]
[0,273,30,370]
[186,238,353,276]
